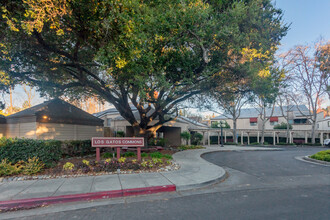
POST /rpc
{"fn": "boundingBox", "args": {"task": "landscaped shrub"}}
[61,140,94,157]
[0,159,23,176]
[63,162,75,171]
[22,157,45,175]
[249,142,260,145]
[310,150,330,162]
[178,145,205,150]
[102,152,113,158]
[191,133,203,145]
[148,138,168,147]
[116,131,125,137]
[0,138,62,167]
[274,122,292,130]
[180,132,191,145]
[149,152,173,159]
[123,152,136,157]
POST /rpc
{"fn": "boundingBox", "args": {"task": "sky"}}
[274,0,330,53]
[3,0,330,114]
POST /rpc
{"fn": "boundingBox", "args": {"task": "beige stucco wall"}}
[0,124,6,138]
[6,122,37,139]
[36,123,103,141]
[318,119,330,131]
[211,116,313,131]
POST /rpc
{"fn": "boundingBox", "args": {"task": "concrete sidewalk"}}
[0,145,279,210]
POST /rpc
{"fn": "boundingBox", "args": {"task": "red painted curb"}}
[0,185,176,211]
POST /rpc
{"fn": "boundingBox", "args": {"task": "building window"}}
[288,119,294,125]
[250,117,257,126]
[106,118,111,127]
[250,122,257,126]
[328,121,330,127]
[270,117,278,126]
[293,118,308,125]
[270,121,278,126]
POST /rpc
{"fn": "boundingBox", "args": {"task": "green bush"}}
[0,159,23,176]
[310,150,330,162]
[249,142,260,145]
[22,157,45,175]
[61,140,94,157]
[149,152,163,158]
[102,152,113,158]
[123,152,136,157]
[141,152,148,157]
[180,132,191,145]
[0,138,62,167]
[274,122,292,130]
[148,138,168,147]
[191,133,203,145]
[178,145,205,150]
[149,152,173,159]
[116,131,125,137]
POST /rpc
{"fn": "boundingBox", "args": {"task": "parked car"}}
[324,139,330,147]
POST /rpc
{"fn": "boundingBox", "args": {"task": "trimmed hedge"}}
[0,138,95,167]
[61,140,94,157]
[0,138,61,167]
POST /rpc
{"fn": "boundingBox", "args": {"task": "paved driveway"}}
[2,147,329,220]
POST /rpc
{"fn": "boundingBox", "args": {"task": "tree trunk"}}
[286,123,290,144]
[132,125,148,147]
[311,121,316,144]
[260,121,265,145]
[233,119,237,144]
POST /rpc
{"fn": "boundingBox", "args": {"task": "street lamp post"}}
[218,120,226,147]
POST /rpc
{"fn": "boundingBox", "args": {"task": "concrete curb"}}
[0,185,176,212]
[302,156,330,166]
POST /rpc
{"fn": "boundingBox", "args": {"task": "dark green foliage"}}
[0,138,61,167]
[141,152,148,157]
[123,152,136,157]
[149,152,172,160]
[61,140,94,157]
[274,122,292,130]
[191,132,203,145]
[249,142,261,145]
[148,138,168,147]
[1,0,288,140]
[180,132,191,145]
[310,150,330,162]
[102,152,114,158]
[178,145,205,150]
[115,131,125,137]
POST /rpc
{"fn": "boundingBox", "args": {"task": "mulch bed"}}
[0,149,180,182]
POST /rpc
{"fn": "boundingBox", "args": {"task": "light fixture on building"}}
[42,115,48,119]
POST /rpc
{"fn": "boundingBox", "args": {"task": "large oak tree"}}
[0,0,287,142]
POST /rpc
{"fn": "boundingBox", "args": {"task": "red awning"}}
[270,117,278,122]
[250,117,258,123]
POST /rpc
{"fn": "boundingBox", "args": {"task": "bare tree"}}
[277,92,294,143]
[22,85,36,109]
[214,93,249,144]
[281,40,330,144]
